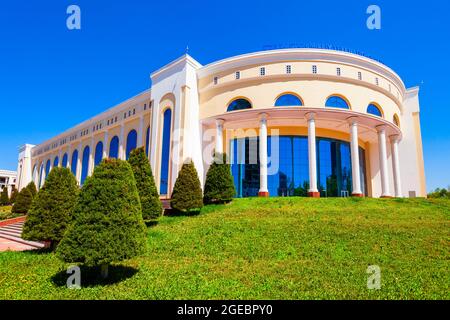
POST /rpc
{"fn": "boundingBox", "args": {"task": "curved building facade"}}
[16,49,426,198]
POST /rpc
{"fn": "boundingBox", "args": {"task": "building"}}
[0,170,17,197]
[16,49,426,198]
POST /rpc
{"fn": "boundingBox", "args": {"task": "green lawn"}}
[0,197,449,300]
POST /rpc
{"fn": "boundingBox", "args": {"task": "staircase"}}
[0,221,46,252]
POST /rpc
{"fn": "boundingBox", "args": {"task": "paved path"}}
[0,222,45,252]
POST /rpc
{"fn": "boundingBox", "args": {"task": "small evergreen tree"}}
[57,159,147,278]
[0,187,9,206]
[9,187,18,204]
[11,188,33,214]
[22,167,79,249]
[25,182,37,198]
[171,160,203,212]
[203,152,235,204]
[128,147,163,220]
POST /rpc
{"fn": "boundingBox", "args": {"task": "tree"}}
[57,159,147,278]
[11,188,33,214]
[170,160,203,212]
[203,152,235,204]
[25,181,37,198]
[9,187,18,204]
[0,187,9,206]
[22,167,79,250]
[127,147,163,220]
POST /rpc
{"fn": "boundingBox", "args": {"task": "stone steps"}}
[0,222,45,250]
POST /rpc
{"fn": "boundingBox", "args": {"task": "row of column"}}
[37,116,146,186]
[215,113,402,198]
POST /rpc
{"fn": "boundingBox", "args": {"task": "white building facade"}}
[16,49,426,198]
[0,170,17,197]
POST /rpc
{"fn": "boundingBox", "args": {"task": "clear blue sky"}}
[0,0,448,191]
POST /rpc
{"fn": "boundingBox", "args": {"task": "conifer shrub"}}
[170,160,203,212]
[203,152,236,204]
[127,147,162,220]
[25,181,37,198]
[9,187,18,204]
[56,159,147,278]
[22,167,79,249]
[11,188,33,214]
[0,187,9,206]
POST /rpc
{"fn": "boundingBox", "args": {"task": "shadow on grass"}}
[164,208,201,217]
[22,247,53,255]
[145,220,159,227]
[51,265,138,288]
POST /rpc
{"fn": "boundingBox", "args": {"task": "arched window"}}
[53,156,59,168]
[367,103,383,117]
[109,136,119,159]
[81,146,90,185]
[62,153,68,168]
[95,141,103,166]
[45,159,51,178]
[126,129,137,160]
[227,98,252,112]
[38,163,44,188]
[160,109,172,195]
[71,150,78,177]
[275,94,303,107]
[325,95,350,109]
[393,114,400,127]
[145,126,150,157]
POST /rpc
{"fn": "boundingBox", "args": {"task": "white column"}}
[58,150,62,167]
[215,119,224,155]
[88,136,94,176]
[103,131,109,159]
[348,117,363,196]
[377,126,391,197]
[306,112,319,197]
[76,142,82,184]
[118,123,125,160]
[137,115,144,147]
[258,113,269,197]
[67,145,72,170]
[390,135,402,197]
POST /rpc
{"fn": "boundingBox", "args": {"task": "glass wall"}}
[145,126,150,157]
[53,157,59,168]
[160,109,172,195]
[45,159,51,178]
[95,141,103,166]
[71,150,78,177]
[109,136,119,159]
[81,146,90,185]
[62,153,68,167]
[230,135,367,198]
[126,130,137,160]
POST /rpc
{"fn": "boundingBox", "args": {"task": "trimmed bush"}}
[9,187,18,204]
[22,167,79,249]
[203,152,235,204]
[57,159,147,278]
[11,188,33,214]
[170,160,203,212]
[128,147,162,220]
[25,181,37,198]
[0,187,9,206]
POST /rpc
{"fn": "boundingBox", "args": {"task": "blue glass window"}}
[71,150,78,177]
[109,136,119,159]
[275,94,303,107]
[81,146,90,185]
[325,96,350,109]
[160,109,172,195]
[367,104,383,117]
[95,141,103,166]
[126,129,137,160]
[230,137,260,197]
[227,98,252,112]
[45,160,51,178]
[62,153,68,168]
[145,126,150,157]
[53,157,59,168]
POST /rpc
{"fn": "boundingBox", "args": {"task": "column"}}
[58,150,62,167]
[88,136,94,176]
[76,142,82,185]
[118,123,125,160]
[258,113,269,197]
[390,135,402,197]
[348,117,363,197]
[306,112,319,197]
[103,131,109,159]
[377,125,391,198]
[67,145,72,170]
[137,115,144,147]
[215,119,224,155]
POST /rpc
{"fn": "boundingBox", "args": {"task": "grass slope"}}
[0,198,448,300]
